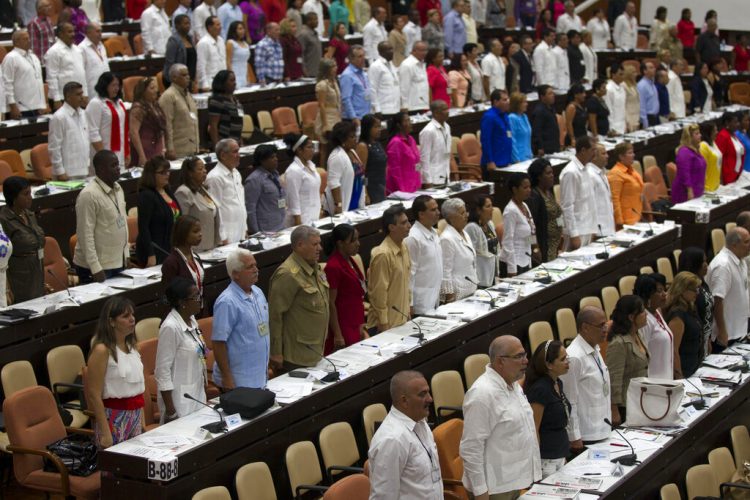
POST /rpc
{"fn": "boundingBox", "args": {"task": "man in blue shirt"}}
[212,248,270,390]
[339,44,372,125]
[217,0,241,40]
[254,23,285,84]
[480,89,512,178]
[443,0,466,58]
[637,61,659,128]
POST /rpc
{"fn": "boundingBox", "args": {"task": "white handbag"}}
[625,377,685,427]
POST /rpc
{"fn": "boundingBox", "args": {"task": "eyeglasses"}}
[499,352,528,360]
[155,170,170,176]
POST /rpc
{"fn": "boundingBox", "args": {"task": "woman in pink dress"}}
[386,112,421,194]
[426,48,450,108]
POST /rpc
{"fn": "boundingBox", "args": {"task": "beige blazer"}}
[174,185,222,251]
[158,85,199,158]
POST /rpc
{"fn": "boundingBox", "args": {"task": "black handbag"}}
[220,387,275,420]
[44,434,98,477]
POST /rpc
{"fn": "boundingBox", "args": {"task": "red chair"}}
[30,144,53,181]
[271,107,301,137]
[0,160,13,188]
[43,237,68,292]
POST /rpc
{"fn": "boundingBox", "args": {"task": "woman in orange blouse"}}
[607,142,644,229]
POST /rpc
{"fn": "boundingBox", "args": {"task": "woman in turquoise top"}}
[328,0,350,36]
[736,111,750,172]
[508,91,532,162]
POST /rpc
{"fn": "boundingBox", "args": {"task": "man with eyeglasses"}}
[211,248,270,391]
[559,306,613,449]
[460,335,541,500]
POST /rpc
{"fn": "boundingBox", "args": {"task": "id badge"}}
[431,465,441,483]
[37,248,44,260]
[258,322,269,336]
[507,130,512,138]
[116,215,126,229]
[237,108,244,117]
[528,234,537,246]
[189,112,197,121]
[278,198,286,209]
[297,57,303,64]
[556,216,564,227]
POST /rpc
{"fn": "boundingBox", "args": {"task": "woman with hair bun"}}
[283,132,322,226]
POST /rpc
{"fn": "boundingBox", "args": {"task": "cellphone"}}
[288,370,309,379]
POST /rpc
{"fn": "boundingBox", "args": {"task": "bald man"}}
[80,22,109,97]
[460,336,541,500]
[2,29,46,119]
[559,306,613,446]
[254,23,284,84]
[368,370,443,500]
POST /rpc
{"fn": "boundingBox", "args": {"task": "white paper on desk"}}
[703,354,743,369]
[72,282,118,296]
[562,459,614,477]
[621,429,667,443]
[695,366,742,383]
[520,484,581,499]
[541,473,603,490]
[120,268,161,278]
[105,277,139,289]
[266,379,313,404]
[107,441,176,460]
[139,435,195,449]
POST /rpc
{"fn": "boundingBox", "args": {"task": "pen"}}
[583,473,602,476]
[610,443,628,447]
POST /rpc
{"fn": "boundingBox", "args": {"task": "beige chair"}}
[555,308,577,346]
[236,462,277,500]
[431,370,465,422]
[711,228,725,255]
[660,483,681,500]
[437,219,447,235]
[619,275,637,296]
[135,317,162,342]
[192,486,231,500]
[553,184,561,203]
[640,265,654,275]
[726,222,737,234]
[601,286,620,319]
[673,249,681,266]
[286,441,328,498]
[708,447,736,485]
[362,403,387,446]
[257,110,274,135]
[46,345,89,428]
[241,114,255,141]
[464,353,489,388]
[1,360,37,397]
[528,321,554,352]
[656,257,674,284]
[579,296,603,311]
[632,160,643,178]
[732,425,750,470]
[643,155,657,171]
[685,464,720,499]
[319,422,364,480]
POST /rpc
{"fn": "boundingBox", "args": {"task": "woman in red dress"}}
[325,22,350,75]
[734,34,750,73]
[324,224,368,354]
[426,48,451,108]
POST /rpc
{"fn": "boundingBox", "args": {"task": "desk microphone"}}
[596,224,610,260]
[304,344,340,382]
[464,276,497,307]
[603,418,638,466]
[46,269,78,304]
[631,208,654,236]
[723,347,750,372]
[391,306,424,342]
[183,393,227,433]
[318,194,337,230]
[525,253,551,284]
[681,379,707,410]
[151,242,172,259]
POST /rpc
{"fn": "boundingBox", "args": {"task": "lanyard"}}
[413,428,435,467]
[96,180,120,214]
[265,170,283,196]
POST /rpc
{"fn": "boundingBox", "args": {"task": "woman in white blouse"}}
[634,273,673,379]
[283,133,322,226]
[86,72,129,169]
[439,198,478,303]
[155,276,206,422]
[585,8,611,50]
[580,30,598,84]
[501,172,538,276]
[465,194,499,288]
[326,121,366,214]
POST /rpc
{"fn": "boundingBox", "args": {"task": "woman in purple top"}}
[61,0,89,44]
[241,0,266,43]
[386,112,422,194]
[673,124,707,204]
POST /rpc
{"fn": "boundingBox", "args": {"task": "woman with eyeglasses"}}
[633,273,673,379]
[136,156,181,267]
[525,340,572,477]
[155,277,207,423]
[161,216,205,297]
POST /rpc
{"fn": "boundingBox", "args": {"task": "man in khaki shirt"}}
[367,204,412,332]
[72,150,129,283]
[158,63,199,159]
[269,225,330,369]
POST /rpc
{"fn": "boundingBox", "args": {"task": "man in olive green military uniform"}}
[269,225,330,370]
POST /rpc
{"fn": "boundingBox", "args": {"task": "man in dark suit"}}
[512,34,535,93]
[531,85,560,156]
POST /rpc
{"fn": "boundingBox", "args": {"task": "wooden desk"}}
[108,55,165,78]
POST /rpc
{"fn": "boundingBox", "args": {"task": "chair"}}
[298,101,319,138]
[155,71,166,94]
[640,265,654,275]
[43,237,68,293]
[197,316,213,348]
[431,370,465,422]
[271,107,301,136]
[660,483,681,500]
[236,462,277,500]
[456,136,483,181]
[666,162,677,187]
[0,150,27,178]
[286,441,328,499]
[257,110,275,135]
[642,155,657,171]
[450,136,459,157]
[362,403,387,446]
[732,425,750,470]
[711,228,725,255]
[432,418,468,500]
[46,345,89,428]
[729,82,750,106]
[241,114,255,141]
[685,464,720,498]
[30,143,53,181]
[601,286,620,319]
[127,216,138,249]
[637,33,649,49]
[619,275,637,296]
[137,337,159,423]
[555,308,577,346]
[1,360,37,397]
[579,296,603,311]
[642,182,666,222]
[463,353,489,388]
[631,159,643,178]
[122,76,142,103]
[727,222,737,234]
[192,486,231,500]
[319,422,364,480]
[556,113,566,148]
[553,184,561,203]
[132,33,144,55]
[4,386,100,498]
[708,447,735,485]
[656,257,674,284]
[529,321,554,352]
[135,317,162,342]
[644,166,670,198]
[683,90,691,107]
[0,161,13,187]
[322,474,369,499]
[673,249,681,266]
[104,35,133,57]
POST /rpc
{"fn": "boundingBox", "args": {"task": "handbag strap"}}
[639,387,673,421]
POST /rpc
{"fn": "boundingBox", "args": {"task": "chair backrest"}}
[451,136,459,156]
[0,161,13,187]
[665,162,677,186]
[127,216,138,245]
[729,82,750,105]
[135,317,162,342]
[685,464,720,498]
[644,166,668,197]
[726,222,737,234]
[640,265,654,275]
[529,321,554,352]
[437,218,447,235]
[673,249,681,266]
[579,296,603,312]
[236,462,277,500]
[732,425,750,470]
[286,441,323,496]
[656,257,674,284]
[642,155,657,171]
[555,308,577,346]
[257,110,274,135]
[197,316,214,348]
[155,71,166,94]
[298,102,319,129]
[711,228,725,255]
[556,113,565,147]
[4,386,67,483]
[601,286,620,319]
[319,422,360,475]
[322,474,370,500]
[457,136,482,165]
[46,345,85,394]
[637,33,649,48]
[463,353,489,389]
[271,107,301,136]
[642,182,659,220]
[122,76,142,102]
[1,360,37,397]
[660,483,681,500]
[104,35,133,57]
[619,275,637,296]
[30,143,53,181]
[241,114,255,141]
[362,403,387,446]
[431,370,465,420]
[0,150,27,178]
[43,237,68,292]
[432,418,468,500]
[708,446,736,485]
[192,486,232,500]
[132,33,144,55]
[631,159,643,178]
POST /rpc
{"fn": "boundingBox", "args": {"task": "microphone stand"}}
[391,306,425,343]
[183,393,227,433]
[525,252,551,284]
[318,192,337,230]
[604,418,638,466]
[46,269,78,305]
[304,344,340,382]
[464,276,497,308]
[682,378,707,410]
[631,208,654,236]
[595,224,610,260]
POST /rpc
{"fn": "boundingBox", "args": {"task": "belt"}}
[103,394,145,410]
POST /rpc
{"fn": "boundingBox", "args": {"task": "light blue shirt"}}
[508,112,533,162]
[211,281,270,389]
[218,2,243,41]
[339,65,371,119]
[443,9,466,55]
[637,76,658,128]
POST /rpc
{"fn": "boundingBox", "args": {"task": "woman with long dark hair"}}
[129,76,167,167]
[564,83,587,147]
[633,273,672,379]
[356,114,387,203]
[136,156,181,267]
[501,172,537,276]
[526,158,561,262]
[678,247,714,357]
[160,215,205,294]
[226,21,251,88]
